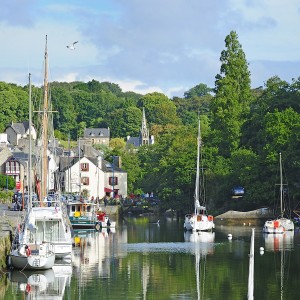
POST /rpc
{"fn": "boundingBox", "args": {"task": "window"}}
[109,177,118,186]
[81,163,89,172]
[81,177,89,185]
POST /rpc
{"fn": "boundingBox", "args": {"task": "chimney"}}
[114,156,122,168]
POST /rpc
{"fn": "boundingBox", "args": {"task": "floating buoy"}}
[260,247,264,251]
[228,234,232,240]
[243,223,246,226]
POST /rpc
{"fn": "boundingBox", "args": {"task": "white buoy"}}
[243,223,246,226]
[228,233,232,240]
[259,247,264,251]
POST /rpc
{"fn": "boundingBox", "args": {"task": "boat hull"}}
[10,251,55,270]
[69,216,98,229]
[263,218,294,233]
[184,214,215,232]
[263,220,284,234]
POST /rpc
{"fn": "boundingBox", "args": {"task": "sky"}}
[0,0,300,98]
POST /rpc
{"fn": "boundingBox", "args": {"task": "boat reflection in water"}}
[184,230,215,300]
[263,231,294,300]
[8,262,72,299]
[72,227,125,281]
[263,231,294,252]
[184,231,215,255]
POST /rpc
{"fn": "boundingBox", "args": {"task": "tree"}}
[138,92,181,126]
[210,31,252,157]
[108,107,142,138]
[184,83,212,98]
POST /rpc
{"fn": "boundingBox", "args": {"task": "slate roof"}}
[10,121,30,134]
[59,156,125,173]
[84,128,110,138]
[126,137,140,147]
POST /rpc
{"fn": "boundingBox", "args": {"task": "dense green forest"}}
[1,30,300,215]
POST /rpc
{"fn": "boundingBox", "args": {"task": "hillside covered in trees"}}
[1,31,300,215]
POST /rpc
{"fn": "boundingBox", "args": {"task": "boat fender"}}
[25,245,31,257]
[95,223,101,231]
[26,283,31,293]
[208,215,214,221]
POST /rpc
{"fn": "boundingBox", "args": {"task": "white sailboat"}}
[263,153,294,234]
[184,117,214,232]
[14,36,72,261]
[9,74,56,271]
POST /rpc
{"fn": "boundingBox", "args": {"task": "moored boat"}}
[10,242,55,270]
[184,116,214,232]
[263,153,294,233]
[66,199,99,229]
[9,73,55,270]
[96,210,116,228]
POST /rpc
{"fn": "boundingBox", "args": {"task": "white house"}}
[0,133,8,145]
[59,155,127,199]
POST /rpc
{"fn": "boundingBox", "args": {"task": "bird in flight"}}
[66,41,78,50]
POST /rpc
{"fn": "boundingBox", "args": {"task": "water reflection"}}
[263,231,294,252]
[8,262,72,299]
[184,231,215,255]
[5,220,300,299]
[184,231,215,300]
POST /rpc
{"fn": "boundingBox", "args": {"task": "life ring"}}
[25,246,31,257]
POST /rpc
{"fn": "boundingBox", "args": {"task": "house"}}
[82,128,110,147]
[4,151,29,191]
[0,133,8,145]
[126,108,154,148]
[5,121,37,146]
[58,154,127,199]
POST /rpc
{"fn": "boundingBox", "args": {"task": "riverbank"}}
[214,208,274,225]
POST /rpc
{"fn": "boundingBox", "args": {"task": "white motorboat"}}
[96,210,116,228]
[10,242,55,270]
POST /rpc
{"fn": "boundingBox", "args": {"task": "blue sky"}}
[0,0,299,97]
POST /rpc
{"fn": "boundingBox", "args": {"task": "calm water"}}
[3,215,300,299]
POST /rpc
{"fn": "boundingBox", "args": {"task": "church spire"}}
[140,107,149,145]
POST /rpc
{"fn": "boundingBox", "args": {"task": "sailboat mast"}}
[279,152,283,218]
[28,73,32,210]
[194,117,201,215]
[41,35,49,201]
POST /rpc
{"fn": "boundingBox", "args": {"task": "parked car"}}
[232,186,245,196]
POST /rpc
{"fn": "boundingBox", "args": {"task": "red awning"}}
[104,187,113,193]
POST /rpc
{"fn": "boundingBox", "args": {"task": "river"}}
[3,215,300,299]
